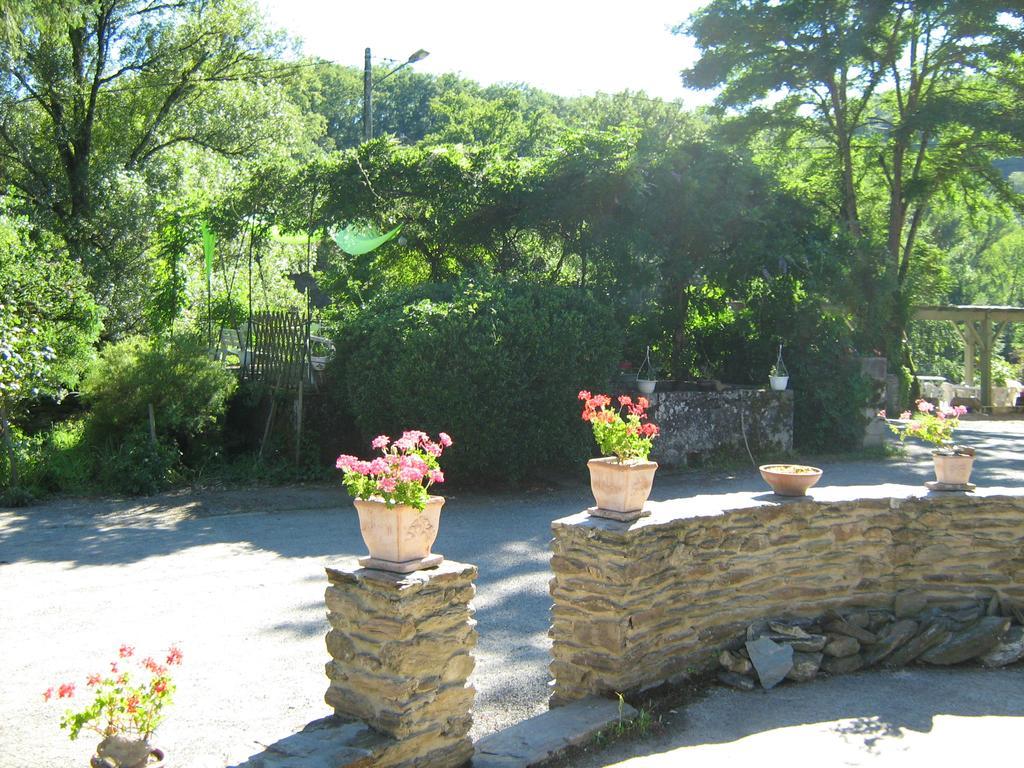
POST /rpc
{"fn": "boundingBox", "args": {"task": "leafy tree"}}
[0,210,102,490]
[0,0,306,331]
[681,0,1024,390]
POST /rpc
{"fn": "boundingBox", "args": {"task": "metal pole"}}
[363,47,372,141]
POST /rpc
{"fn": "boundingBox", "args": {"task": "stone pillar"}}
[324,560,477,768]
[859,356,888,448]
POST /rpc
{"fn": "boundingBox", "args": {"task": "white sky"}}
[260,0,714,106]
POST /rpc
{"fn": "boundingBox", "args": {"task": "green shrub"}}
[331,280,621,483]
[94,429,182,496]
[79,335,235,493]
[82,335,236,443]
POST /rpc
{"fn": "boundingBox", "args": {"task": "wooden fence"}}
[247,311,308,392]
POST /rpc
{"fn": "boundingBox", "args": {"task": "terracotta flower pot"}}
[759,464,823,496]
[932,452,974,485]
[91,736,164,768]
[587,457,658,515]
[354,496,444,573]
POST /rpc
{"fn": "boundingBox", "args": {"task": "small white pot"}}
[637,379,656,394]
[769,375,789,391]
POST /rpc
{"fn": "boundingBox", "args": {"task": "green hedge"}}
[331,280,621,483]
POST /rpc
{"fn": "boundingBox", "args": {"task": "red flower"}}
[166,646,183,666]
[87,673,102,687]
[618,395,632,406]
[581,409,592,422]
[153,680,167,694]
[119,644,134,659]
[57,683,75,699]
[577,390,592,401]
[126,695,140,713]
[42,687,53,701]
[637,397,650,409]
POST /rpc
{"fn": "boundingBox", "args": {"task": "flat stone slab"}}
[586,505,652,522]
[229,716,385,768]
[473,697,637,767]
[356,553,444,573]
[925,481,976,491]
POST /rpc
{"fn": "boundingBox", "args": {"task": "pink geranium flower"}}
[336,429,452,511]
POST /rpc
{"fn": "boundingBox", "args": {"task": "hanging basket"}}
[769,345,788,390]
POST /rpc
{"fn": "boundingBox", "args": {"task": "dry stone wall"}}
[325,560,477,768]
[549,488,1024,704]
[646,389,793,467]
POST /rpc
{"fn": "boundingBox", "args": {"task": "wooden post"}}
[963,323,975,387]
[980,313,993,409]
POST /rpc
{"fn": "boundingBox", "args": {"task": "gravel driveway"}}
[2,421,1020,767]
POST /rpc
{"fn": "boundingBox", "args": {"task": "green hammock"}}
[332,224,402,256]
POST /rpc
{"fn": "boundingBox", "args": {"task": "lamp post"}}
[363,47,430,142]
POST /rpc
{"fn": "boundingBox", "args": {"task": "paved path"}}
[1,422,1020,767]
[562,668,1024,767]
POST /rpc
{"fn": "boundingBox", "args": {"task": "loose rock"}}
[746,636,793,690]
[786,652,823,683]
[885,623,952,667]
[987,594,1001,617]
[718,671,758,691]
[921,617,1011,665]
[867,611,895,631]
[820,653,865,675]
[979,626,1024,668]
[862,619,918,666]
[894,590,928,619]
[782,635,828,653]
[823,617,878,645]
[768,622,811,639]
[719,649,754,676]
[823,635,860,658]
[845,612,872,629]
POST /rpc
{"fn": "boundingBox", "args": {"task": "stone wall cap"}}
[552,484,1024,532]
[326,558,477,587]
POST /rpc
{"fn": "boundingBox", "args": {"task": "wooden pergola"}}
[912,304,1024,408]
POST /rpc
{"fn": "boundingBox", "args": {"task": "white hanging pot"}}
[769,375,789,391]
[637,379,656,394]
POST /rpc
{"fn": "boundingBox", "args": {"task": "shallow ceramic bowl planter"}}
[588,457,658,519]
[637,379,656,394]
[758,464,823,496]
[769,375,789,391]
[930,450,975,489]
[354,496,445,573]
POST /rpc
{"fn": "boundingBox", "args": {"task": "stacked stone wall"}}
[549,491,1024,703]
[646,389,793,466]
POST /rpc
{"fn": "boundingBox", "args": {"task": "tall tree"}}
[680,0,1024,389]
[0,0,297,329]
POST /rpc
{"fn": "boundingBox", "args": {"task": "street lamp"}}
[363,48,430,142]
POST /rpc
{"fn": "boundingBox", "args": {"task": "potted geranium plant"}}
[336,430,451,573]
[44,644,182,768]
[579,392,659,520]
[881,400,974,487]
